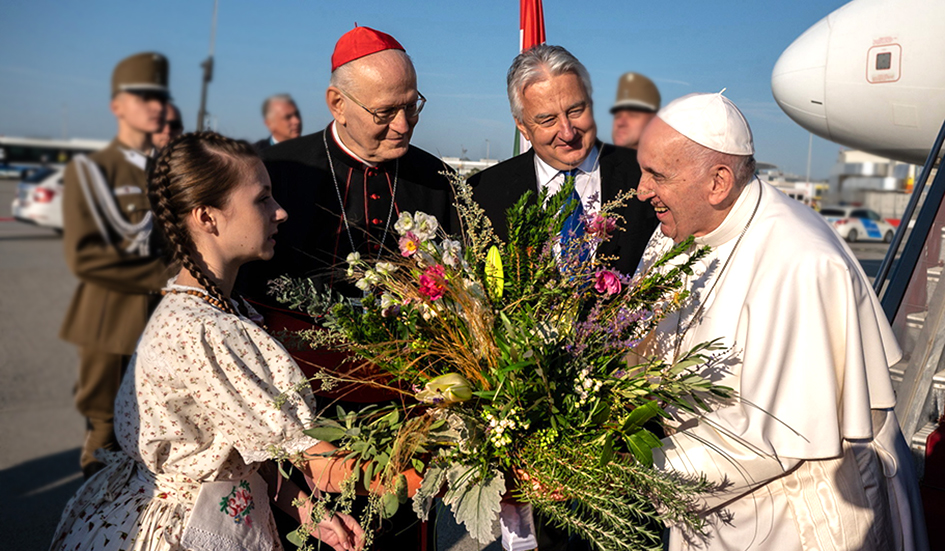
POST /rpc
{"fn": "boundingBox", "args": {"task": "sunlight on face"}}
[516,72,597,171]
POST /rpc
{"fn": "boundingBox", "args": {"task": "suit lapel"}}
[597,142,620,205]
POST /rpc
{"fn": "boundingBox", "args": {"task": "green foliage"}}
[516,434,718,551]
[443,466,506,544]
[269,175,734,551]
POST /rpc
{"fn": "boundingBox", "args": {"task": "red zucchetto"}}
[331,26,405,72]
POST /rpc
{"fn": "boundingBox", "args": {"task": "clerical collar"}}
[117,142,153,171]
[695,177,762,248]
[330,121,378,167]
[534,146,600,189]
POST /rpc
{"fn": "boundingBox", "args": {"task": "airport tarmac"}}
[0,178,892,550]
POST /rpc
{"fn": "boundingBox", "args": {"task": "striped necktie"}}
[560,168,586,260]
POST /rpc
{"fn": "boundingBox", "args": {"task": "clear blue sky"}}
[0,0,849,179]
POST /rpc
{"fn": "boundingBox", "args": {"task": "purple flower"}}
[594,270,622,296]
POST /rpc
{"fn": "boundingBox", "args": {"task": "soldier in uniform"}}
[610,72,660,150]
[60,52,172,478]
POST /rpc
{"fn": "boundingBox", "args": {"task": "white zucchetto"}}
[657,91,755,155]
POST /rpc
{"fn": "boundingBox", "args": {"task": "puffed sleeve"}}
[171,311,321,464]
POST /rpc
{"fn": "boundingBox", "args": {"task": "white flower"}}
[375,261,397,276]
[363,269,381,286]
[420,303,438,320]
[346,251,361,265]
[380,293,397,310]
[441,238,462,268]
[413,212,439,241]
[355,269,381,291]
[394,212,415,235]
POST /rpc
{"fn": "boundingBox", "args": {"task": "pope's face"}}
[515,72,597,171]
[332,50,419,164]
[636,118,718,243]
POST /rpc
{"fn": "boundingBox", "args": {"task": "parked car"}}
[11,166,65,232]
[0,164,27,179]
[819,206,896,243]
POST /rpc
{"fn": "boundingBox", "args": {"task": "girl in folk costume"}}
[49,133,414,551]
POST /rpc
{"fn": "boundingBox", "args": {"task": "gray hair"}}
[681,138,756,188]
[507,44,593,121]
[261,94,297,119]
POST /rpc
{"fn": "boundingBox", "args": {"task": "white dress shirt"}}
[533,146,602,214]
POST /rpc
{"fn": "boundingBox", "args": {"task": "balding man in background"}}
[253,93,302,152]
[610,72,659,150]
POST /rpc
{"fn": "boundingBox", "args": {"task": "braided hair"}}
[148,131,259,316]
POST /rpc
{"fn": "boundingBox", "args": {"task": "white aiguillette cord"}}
[323,130,398,265]
[673,182,763,360]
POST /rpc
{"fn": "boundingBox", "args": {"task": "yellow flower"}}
[485,245,504,300]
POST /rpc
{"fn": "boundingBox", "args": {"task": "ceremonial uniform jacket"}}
[636,179,927,551]
[240,124,456,304]
[60,140,167,355]
[468,143,657,275]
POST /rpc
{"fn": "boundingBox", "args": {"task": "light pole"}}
[196,0,219,131]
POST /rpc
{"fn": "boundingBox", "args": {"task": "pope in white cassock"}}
[632,92,928,550]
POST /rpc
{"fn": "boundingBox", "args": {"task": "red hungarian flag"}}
[519,0,545,52]
[514,0,546,155]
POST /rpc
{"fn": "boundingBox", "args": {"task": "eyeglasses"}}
[163,120,183,132]
[338,89,426,125]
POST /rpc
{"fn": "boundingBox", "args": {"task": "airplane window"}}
[876,52,892,70]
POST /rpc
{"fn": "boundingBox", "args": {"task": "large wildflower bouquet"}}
[271,177,731,550]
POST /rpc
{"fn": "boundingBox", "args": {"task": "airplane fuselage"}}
[772,0,945,165]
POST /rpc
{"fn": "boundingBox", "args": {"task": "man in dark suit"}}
[469,44,656,276]
[467,44,658,551]
[252,93,302,153]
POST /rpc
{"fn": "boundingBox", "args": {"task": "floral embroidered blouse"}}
[49,281,320,551]
[117,282,319,478]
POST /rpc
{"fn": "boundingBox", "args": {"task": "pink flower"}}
[585,214,617,238]
[399,231,421,257]
[419,264,447,301]
[594,270,622,296]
